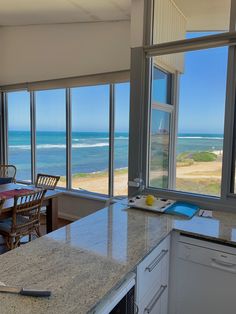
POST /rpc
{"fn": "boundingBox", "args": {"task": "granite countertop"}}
[0,203,236,313]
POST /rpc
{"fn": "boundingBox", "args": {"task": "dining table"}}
[0,183,63,233]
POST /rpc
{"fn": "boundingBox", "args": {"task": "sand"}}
[57,158,222,196]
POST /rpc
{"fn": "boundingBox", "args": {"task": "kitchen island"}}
[0,202,236,313]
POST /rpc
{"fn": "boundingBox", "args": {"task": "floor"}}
[0,215,71,255]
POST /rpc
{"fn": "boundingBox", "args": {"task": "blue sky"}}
[8,32,227,134]
[178,32,227,134]
[8,82,130,132]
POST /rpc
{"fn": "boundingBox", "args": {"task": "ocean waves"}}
[9,143,109,150]
[178,136,223,140]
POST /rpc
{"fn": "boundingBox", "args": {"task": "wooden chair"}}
[0,165,17,185]
[0,189,46,250]
[35,173,60,190]
[0,198,5,210]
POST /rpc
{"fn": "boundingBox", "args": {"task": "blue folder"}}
[164,202,199,219]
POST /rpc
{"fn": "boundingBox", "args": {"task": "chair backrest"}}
[0,165,17,183]
[0,198,5,210]
[11,189,46,234]
[35,173,60,190]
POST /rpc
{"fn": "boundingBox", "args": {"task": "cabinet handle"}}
[211,258,236,273]
[145,249,168,272]
[144,285,167,313]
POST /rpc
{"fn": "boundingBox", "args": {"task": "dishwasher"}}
[173,235,236,314]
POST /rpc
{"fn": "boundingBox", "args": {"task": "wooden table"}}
[0,183,62,233]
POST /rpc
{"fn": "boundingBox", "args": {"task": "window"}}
[35,89,66,188]
[4,80,130,197]
[127,0,236,208]
[149,67,173,189]
[71,85,110,195]
[7,91,31,182]
[148,46,228,197]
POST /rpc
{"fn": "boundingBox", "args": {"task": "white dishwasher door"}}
[175,239,236,314]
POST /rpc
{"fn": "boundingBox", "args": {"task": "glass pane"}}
[7,91,31,182]
[152,67,170,104]
[149,46,227,196]
[114,82,130,196]
[149,109,170,188]
[35,89,66,188]
[153,0,231,44]
[71,85,109,195]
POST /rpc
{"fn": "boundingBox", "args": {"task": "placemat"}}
[0,188,35,200]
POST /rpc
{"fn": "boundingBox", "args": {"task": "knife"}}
[0,286,51,297]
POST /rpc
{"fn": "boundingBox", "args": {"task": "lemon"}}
[146,194,155,206]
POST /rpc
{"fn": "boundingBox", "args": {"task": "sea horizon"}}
[7,130,224,180]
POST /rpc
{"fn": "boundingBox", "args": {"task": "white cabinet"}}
[169,235,236,314]
[136,235,170,314]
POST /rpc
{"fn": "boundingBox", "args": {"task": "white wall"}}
[153,0,186,73]
[58,193,106,221]
[0,21,130,85]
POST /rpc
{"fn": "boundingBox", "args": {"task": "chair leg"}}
[35,227,41,238]
[29,233,32,242]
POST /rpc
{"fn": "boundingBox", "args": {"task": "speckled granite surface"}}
[0,203,236,313]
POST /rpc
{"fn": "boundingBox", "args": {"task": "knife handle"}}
[20,288,51,297]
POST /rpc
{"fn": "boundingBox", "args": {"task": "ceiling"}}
[0,0,231,30]
[0,0,131,26]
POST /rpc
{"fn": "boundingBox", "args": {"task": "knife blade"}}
[0,286,51,297]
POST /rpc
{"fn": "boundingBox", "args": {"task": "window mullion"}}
[2,93,8,164]
[30,91,36,184]
[221,46,236,197]
[66,88,72,190]
[108,84,115,197]
[168,73,179,190]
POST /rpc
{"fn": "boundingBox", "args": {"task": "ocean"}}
[8,131,223,180]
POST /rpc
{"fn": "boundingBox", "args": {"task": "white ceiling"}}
[0,0,231,29]
[0,0,131,26]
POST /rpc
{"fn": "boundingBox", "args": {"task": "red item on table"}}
[0,189,35,200]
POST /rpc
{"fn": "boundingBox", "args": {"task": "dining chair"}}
[0,189,46,250]
[0,165,17,185]
[35,173,60,190]
[0,198,5,210]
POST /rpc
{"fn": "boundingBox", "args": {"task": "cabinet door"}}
[140,285,168,314]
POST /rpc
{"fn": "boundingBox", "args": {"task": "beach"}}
[58,152,222,196]
[8,131,224,197]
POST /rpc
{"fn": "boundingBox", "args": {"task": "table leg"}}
[46,197,58,233]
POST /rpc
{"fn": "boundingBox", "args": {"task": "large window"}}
[149,46,228,197]
[4,80,130,197]
[127,0,236,208]
[7,91,31,182]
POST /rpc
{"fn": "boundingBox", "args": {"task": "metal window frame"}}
[128,1,236,210]
[108,84,115,197]
[66,88,72,190]
[1,76,129,198]
[30,91,36,184]
[148,65,176,190]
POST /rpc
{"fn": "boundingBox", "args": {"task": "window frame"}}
[148,65,176,190]
[1,74,130,199]
[128,0,236,211]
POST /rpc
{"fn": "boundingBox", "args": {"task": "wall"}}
[153,0,186,73]
[0,21,130,85]
[58,193,106,221]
